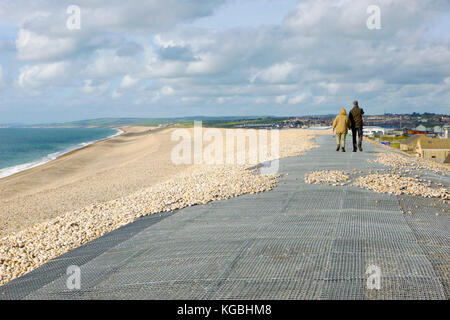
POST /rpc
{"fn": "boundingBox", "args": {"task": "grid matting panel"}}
[261,222,335,240]
[208,279,323,300]
[364,277,446,300]
[24,248,149,298]
[319,276,445,300]
[338,209,406,225]
[222,239,332,282]
[134,239,247,260]
[341,196,400,212]
[92,256,234,289]
[319,279,367,300]
[398,193,450,298]
[364,254,439,279]
[28,281,215,300]
[335,217,417,241]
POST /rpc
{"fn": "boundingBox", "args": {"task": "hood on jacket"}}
[340,108,347,115]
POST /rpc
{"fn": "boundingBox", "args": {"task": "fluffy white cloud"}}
[314,96,326,104]
[251,62,296,84]
[288,93,309,105]
[18,62,69,88]
[80,79,110,95]
[120,75,139,89]
[160,86,175,96]
[275,95,287,104]
[16,29,77,61]
[82,50,143,79]
[255,97,268,104]
[1,0,226,33]
[319,82,340,95]
[283,0,438,38]
[355,79,385,93]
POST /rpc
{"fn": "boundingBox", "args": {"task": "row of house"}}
[415,125,450,137]
[363,125,450,138]
[400,135,450,163]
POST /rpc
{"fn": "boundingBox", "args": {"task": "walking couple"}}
[332,101,364,152]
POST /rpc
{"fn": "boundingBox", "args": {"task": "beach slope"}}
[0,126,192,237]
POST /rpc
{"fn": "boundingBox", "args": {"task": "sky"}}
[0,0,449,124]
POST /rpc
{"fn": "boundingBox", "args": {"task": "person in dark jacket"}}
[349,100,364,152]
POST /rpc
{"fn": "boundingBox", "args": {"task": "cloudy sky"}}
[0,0,449,124]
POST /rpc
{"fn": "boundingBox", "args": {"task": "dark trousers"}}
[352,126,363,150]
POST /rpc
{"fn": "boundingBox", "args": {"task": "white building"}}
[433,126,442,133]
[363,126,386,137]
[308,126,332,130]
[415,125,427,131]
[443,125,450,139]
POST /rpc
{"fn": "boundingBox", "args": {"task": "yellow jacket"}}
[332,108,351,134]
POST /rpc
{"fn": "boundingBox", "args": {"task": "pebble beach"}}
[305,150,449,201]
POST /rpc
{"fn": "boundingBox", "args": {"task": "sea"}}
[0,127,122,179]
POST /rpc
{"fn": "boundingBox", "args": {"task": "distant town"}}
[233,112,450,136]
[228,112,450,163]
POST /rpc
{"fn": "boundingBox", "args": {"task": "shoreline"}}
[0,127,125,180]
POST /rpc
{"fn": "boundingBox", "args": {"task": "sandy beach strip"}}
[0,127,321,285]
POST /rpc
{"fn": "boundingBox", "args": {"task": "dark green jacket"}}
[349,106,364,127]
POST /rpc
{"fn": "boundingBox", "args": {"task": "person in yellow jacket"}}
[332,108,352,152]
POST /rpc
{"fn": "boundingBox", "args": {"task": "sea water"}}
[0,127,122,179]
